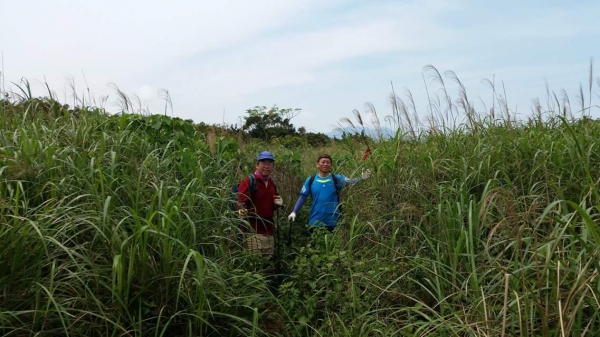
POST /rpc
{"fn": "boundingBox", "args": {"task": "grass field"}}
[1,71,599,336]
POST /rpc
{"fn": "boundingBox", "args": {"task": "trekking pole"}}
[275,208,280,258]
[287,213,293,247]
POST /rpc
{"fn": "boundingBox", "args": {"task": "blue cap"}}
[257,151,275,161]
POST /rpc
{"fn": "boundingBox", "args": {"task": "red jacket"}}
[237,173,278,235]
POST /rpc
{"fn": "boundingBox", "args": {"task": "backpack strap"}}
[248,174,256,194]
[248,174,277,195]
[331,174,341,202]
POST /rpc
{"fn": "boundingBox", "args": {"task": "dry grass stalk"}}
[207,127,216,155]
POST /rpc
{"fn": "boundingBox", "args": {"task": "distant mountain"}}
[326,126,397,139]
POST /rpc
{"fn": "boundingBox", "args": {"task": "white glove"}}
[274,195,283,206]
[238,208,248,219]
[361,169,372,180]
[288,212,296,221]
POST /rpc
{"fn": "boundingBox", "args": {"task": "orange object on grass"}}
[361,147,371,161]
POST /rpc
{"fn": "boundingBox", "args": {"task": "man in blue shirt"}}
[288,154,371,232]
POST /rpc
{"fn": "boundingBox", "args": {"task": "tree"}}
[305,132,330,147]
[242,106,300,141]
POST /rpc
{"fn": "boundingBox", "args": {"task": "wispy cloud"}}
[1,0,598,132]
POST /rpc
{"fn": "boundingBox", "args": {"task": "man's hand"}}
[361,169,372,180]
[238,208,248,219]
[274,195,283,206]
[288,212,296,221]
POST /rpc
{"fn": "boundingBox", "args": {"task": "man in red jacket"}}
[237,151,283,256]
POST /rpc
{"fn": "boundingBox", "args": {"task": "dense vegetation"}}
[1,70,599,336]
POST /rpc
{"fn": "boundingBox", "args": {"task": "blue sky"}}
[1,0,599,134]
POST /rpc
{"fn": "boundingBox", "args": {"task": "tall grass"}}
[1,63,600,336]
[305,64,600,336]
[0,98,284,336]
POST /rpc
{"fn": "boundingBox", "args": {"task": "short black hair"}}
[316,154,332,162]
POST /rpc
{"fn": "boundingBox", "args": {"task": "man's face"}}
[316,158,332,174]
[256,160,274,176]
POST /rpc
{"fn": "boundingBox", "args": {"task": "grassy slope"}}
[1,95,599,336]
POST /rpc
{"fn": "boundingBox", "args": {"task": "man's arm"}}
[237,177,252,217]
